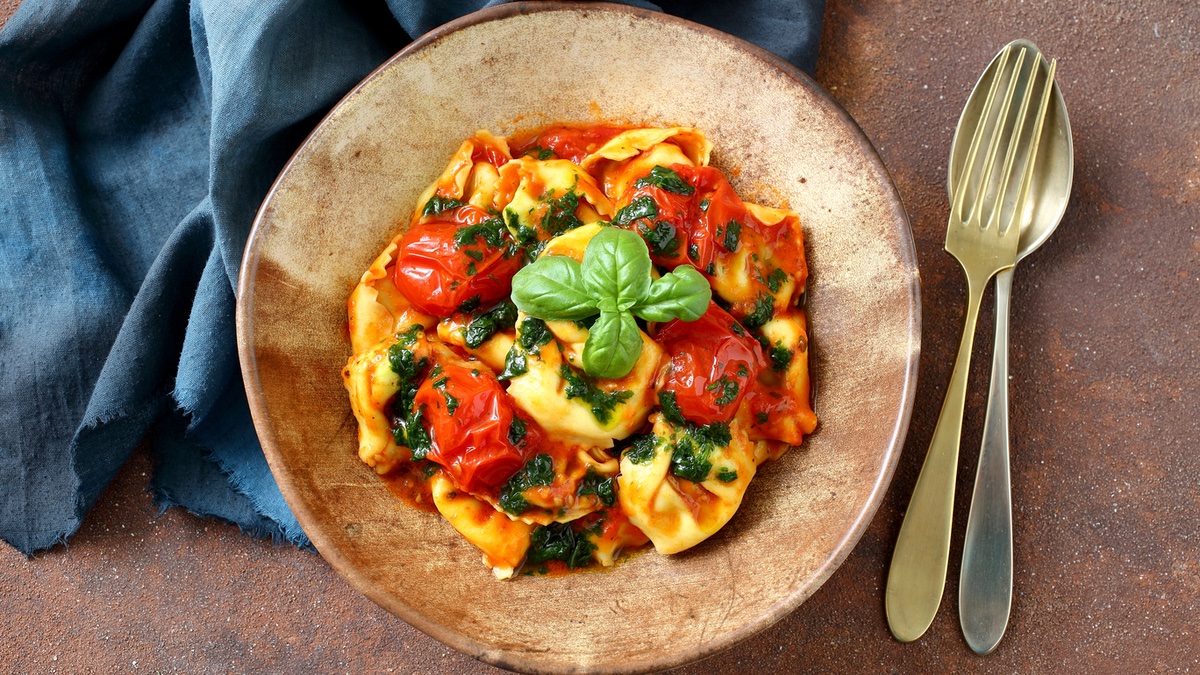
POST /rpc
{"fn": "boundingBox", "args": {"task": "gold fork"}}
[886,44,1058,642]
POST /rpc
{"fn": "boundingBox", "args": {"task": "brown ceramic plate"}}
[236,3,919,673]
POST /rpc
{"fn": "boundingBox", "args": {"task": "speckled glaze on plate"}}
[236,3,919,673]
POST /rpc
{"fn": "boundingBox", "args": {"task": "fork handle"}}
[959,267,1015,654]
[886,271,989,642]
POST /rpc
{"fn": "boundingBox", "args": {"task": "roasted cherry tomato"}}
[654,302,765,425]
[413,360,540,495]
[614,164,750,272]
[512,125,627,164]
[393,205,521,317]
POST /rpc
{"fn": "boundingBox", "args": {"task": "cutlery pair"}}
[885,39,1073,653]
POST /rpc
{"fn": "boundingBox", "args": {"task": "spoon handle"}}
[886,272,987,642]
[959,267,1015,654]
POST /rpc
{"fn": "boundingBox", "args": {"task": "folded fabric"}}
[0,0,824,555]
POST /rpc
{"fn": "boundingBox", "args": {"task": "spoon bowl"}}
[949,39,1073,260]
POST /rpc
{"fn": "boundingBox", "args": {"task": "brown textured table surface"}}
[3,2,1198,672]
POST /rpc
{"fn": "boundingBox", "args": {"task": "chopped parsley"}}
[624,434,658,465]
[560,364,633,424]
[705,375,740,406]
[633,165,696,195]
[770,343,794,372]
[457,295,481,314]
[742,293,775,329]
[403,407,433,459]
[498,454,554,514]
[431,372,458,415]
[693,420,732,448]
[577,471,616,507]
[670,435,712,483]
[613,195,658,226]
[498,345,528,380]
[657,391,687,427]
[541,189,584,237]
[422,196,464,217]
[755,411,770,425]
[518,317,553,350]
[722,220,742,252]
[463,301,518,349]
[766,267,789,293]
[659,417,733,483]
[396,323,423,347]
[730,321,746,337]
[508,416,527,447]
[455,216,508,248]
[699,197,710,212]
[637,220,680,257]
[506,210,535,244]
[525,146,554,160]
[716,468,739,483]
[688,243,700,260]
[526,522,595,569]
[505,209,546,261]
[386,337,431,452]
[387,341,427,386]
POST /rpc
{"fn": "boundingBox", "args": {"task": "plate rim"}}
[236,2,921,672]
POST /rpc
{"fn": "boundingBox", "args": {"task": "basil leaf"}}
[581,227,651,313]
[631,265,711,322]
[582,310,644,379]
[511,255,597,319]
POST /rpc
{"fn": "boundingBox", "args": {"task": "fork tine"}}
[989,52,1042,233]
[1006,58,1058,235]
[971,47,1027,228]
[951,46,1012,223]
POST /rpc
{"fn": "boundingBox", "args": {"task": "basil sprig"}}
[511,227,710,379]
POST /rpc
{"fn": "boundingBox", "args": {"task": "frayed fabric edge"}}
[166,402,312,549]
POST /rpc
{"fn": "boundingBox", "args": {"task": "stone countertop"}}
[3,1,1198,672]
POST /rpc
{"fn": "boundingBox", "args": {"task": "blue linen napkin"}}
[0,0,824,555]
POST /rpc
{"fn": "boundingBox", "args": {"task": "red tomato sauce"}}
[379,462,438,514]
[510,124,629,164]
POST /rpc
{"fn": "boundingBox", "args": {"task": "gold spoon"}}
[953,39,1073,654]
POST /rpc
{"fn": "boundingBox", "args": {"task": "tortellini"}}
[430,473,533,580]
[343,125,816,579]
[617,415,758,554]
[504,314,664,448]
